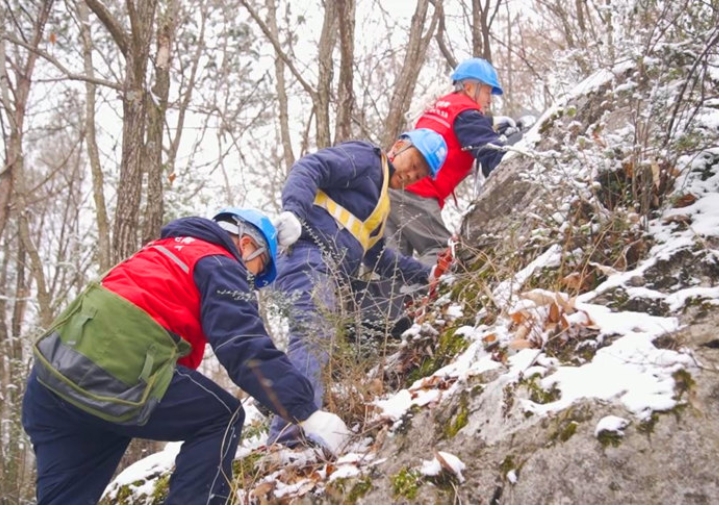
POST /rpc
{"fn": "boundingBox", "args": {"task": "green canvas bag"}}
[33,282,192,425]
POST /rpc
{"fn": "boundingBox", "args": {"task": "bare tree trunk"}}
[576,0,587,32]
[267,0,295,174]
[316,0,337,148]
[603,0,614,62]
[0,1,55,326]
[85,0,158,261]
[334,0,356,144]
[0,242,30,503]
[471,0,505,62]
[116,0,158,258]
[471,0,484,57]
[504,4,516,113]
[435,0,458,70]
[77,2,112,272]
[381,0,439,148]
[143,0,178,245]
[0,238,8,496]
[16,173,53,327]
[0,1,54,241]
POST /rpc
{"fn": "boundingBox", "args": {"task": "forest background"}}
[0,0,709,502]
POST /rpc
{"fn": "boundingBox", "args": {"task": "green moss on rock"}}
[520,374,561,405]
[150,474,170,504]
[597,429,623,448]
[672,369,695,400]
[391,467,423,500]
[406,327,469,385]
[443,393,470,439]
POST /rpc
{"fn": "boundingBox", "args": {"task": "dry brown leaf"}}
[251,481,275,504]
[673,193,697,208]
[434,451,461,477]
[614,254,628,272]
[561,272,583,290]
[663,214,692,225]
[589,262,620,277]
[560,314,570,331]
[592,129,607,148]
[509,339,533,350]
[323,464,335,478]
[623,160,634,178]
[367,378,384,397]
[295,480,316,496]
[514,322,531,341]
[521,290,556,306]
[651,159,661,189]
[544,321,557,334]
[417,375,456,391]
[482,333,497,345]
[279,467,305,483]
[491,349,509,363]
[580,310,598,329]
[419,376,439,389]
[548,302,561,323]
[510,310,529,325]
[555,293,576,314]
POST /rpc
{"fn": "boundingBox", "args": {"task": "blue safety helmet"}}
[399,128,448,178]
[212,207,278,287]
[450,58,504,96]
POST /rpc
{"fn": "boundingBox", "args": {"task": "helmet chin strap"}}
[462,80,482,107]
[471,82,481,106]
[243,246,266,262]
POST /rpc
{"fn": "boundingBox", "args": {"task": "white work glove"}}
[273,211,302,248]
[300,410,352,456]
[493,115,518,136]
[516,114,537,130]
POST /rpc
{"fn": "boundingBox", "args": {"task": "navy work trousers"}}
[385,188,451,266]
[268,243,337,446]
[22,365,243,505]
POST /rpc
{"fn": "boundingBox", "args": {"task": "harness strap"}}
[313,153,390,252]
[139,345,157,383]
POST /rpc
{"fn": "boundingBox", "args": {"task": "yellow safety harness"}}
[313,153,390,252]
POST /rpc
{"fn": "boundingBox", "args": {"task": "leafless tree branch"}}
[1,32,122,91]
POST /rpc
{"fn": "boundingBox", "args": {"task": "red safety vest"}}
[406,93,481,208]
[102,237,234,369]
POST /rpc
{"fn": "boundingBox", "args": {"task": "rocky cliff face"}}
[352,45,719,504]
[351,50,719,504]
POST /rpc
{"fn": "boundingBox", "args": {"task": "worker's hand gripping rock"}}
[300,410,352,456]
[428,245,455,297]
[492,115,519,136]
